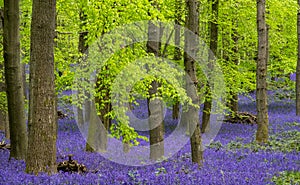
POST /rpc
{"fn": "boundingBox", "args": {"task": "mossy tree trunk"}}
[255,0,269,143]
[184,0,203,165]
[77,7,89,128]
[147,20,165,161]
[26,0,57,174]
[3,0,27,160]
[0,9,9,138]
[227,26,239,114]
[93,71,112,152]
[86,100,104,152]
[201,0,218,133]
[172,0,183,120]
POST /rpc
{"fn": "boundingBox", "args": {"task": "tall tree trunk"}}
[26,0,57,174]
[296,0,300,115]
[184,0,203,165]
[227,26,239,114]
[0,8,9,137]
[93,71,112,152]
[172,101,180,119]
[172,0,183,120]
[22,63,27,100]
[86,100,104,152]
[0,65,9,138]
[256,0,269,143]
[202,0,218,133]
[147,20,164,160]
[75,7,99,153]
[98,88,111,151]
[78,7,89,128]
[3,0,27,160]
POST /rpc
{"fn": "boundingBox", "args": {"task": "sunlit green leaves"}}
[272,171,300,185]
[267,0,297,82]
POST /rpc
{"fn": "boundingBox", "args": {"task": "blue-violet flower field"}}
[0,92,299,185]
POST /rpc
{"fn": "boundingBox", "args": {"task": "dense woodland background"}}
[0,0,300,184]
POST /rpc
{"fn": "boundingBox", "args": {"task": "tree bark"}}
[172,101,180,119]
[184,0,203,165]
[0,71,9,137]
[227,26,239,114]
[86,100,104,152]
[147,82,165,160]
[256,0,269,143]
[3,0,27,160]
[22,63,28,100]
[172,0,183,120]
[0,8,8,137]
[93,69,112,152]
[147,20,165,160]
[201,0,218,133]
[228,91,238,113]
[296,0,300,115]
[75,7,100,153]
[26,0,57,174]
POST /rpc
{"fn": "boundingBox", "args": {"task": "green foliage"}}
[20,0,32,64]
[127,170,140,182]
[220,59,256,95]
[209,129,300,153]
[155,167,167,176]
[284,122,300,127]
[110,123,148,146]
[211,0,298,102]
[227,140,243,150]
[11,0,300,148]
[88,39,192,144]
[0,92,7,112]
[55,0,81,93]
[207,141,223,150]
[267,0,298,99]
[218,0,257,96]
[72,16,200,144]
[56,71,75,93]
[267,0,297,78]
[271,171,300,185]
[246,130,300,153]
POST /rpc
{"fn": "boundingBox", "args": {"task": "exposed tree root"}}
[57,154,87,173]
[224,112,257,125]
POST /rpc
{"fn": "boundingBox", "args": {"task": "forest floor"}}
[0,93,299,184]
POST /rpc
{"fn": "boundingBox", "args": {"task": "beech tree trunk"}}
[184,0,203,165]
[201,0,218,133]
[172,0,183,120]
[93,71,112,152]
[22,63,27,100]
[88,78,111,153]
[256,0,269,143]
[0,8,9,137]
[227,26,239,114]
[0,68,9,138]
[75,7,100,153]
[147,20,164,160]
[78,7,89,128]
[26,0,57,174]
[3,0,27,160]
[86,101,103,152]
[296,0,300,115]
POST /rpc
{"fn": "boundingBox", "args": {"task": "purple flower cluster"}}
[0,92,299,184]
[290,73,296,82]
